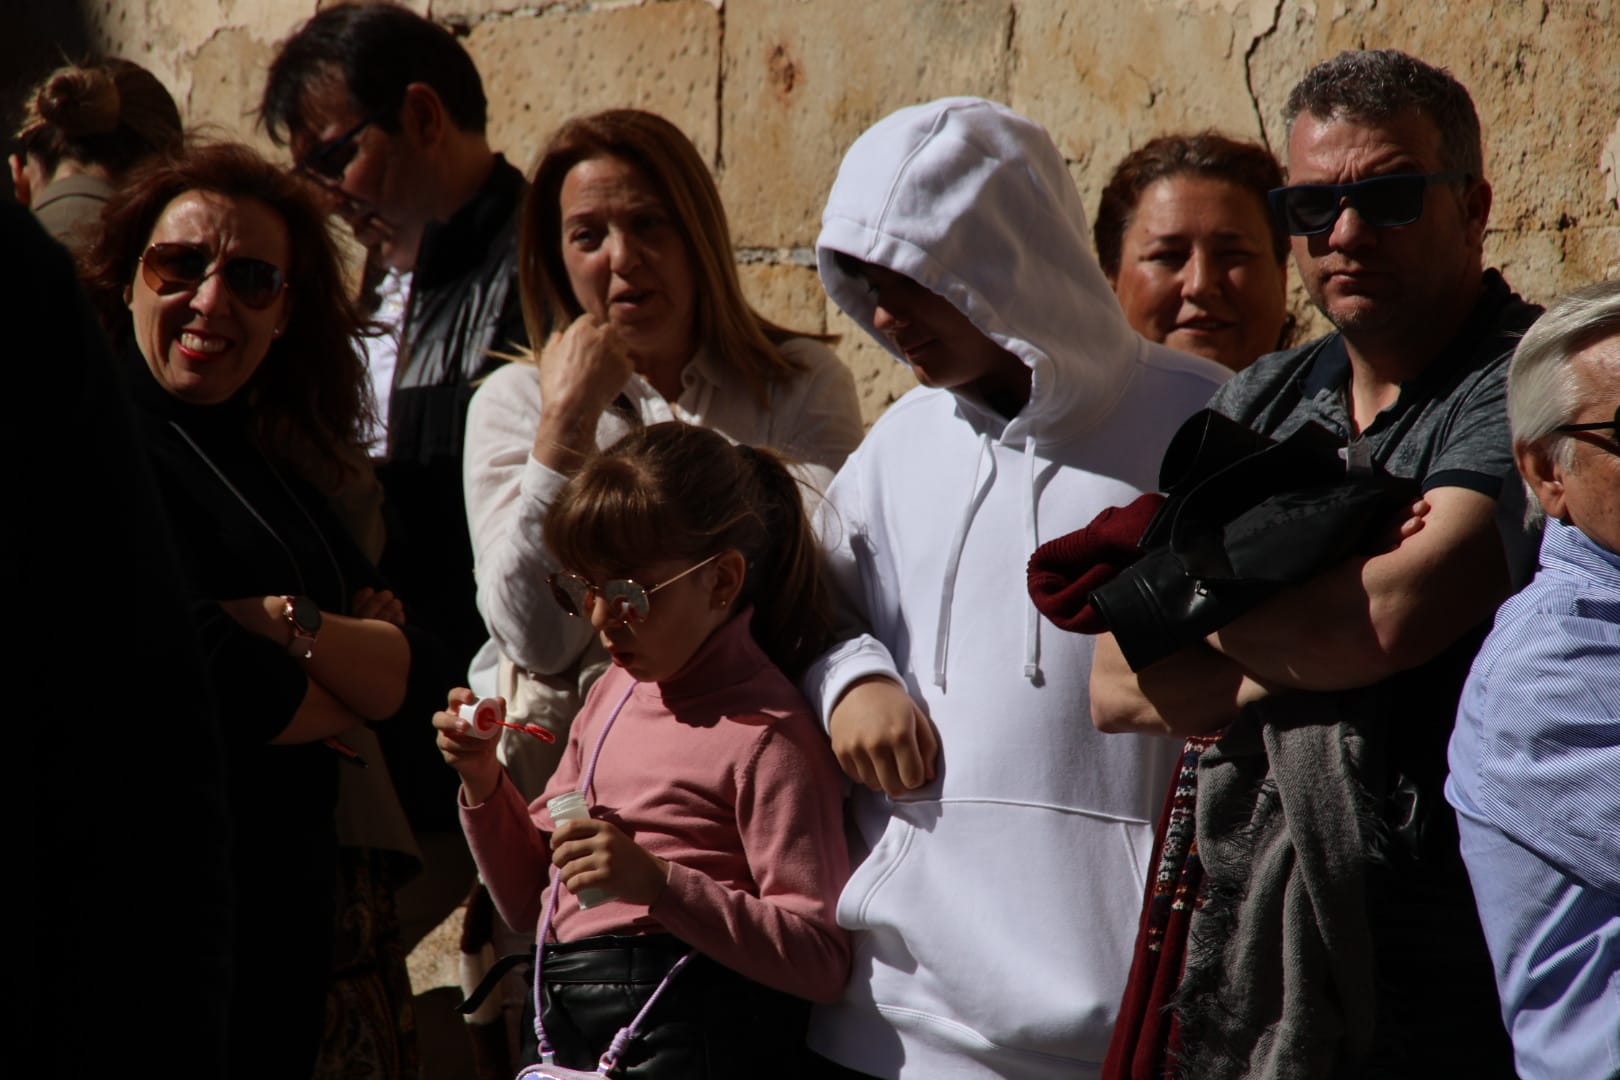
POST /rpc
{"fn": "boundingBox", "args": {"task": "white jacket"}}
[463,337,862,685]
[806,98,1230,1079]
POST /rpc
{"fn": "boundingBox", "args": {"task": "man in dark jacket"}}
[261,2,527,698]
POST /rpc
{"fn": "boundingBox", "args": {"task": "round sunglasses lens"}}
[549,575,588,617]
[602,582,648,622]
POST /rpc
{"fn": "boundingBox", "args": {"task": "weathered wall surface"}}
[50,0,1620,424]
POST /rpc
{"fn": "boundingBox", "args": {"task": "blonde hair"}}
[520,109,827,405]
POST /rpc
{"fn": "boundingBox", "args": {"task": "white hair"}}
[1508,280,1620,524]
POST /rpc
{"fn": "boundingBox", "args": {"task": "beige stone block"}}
[825,299,918,430]
[468,2,719,178]
[1011,1,1271,225]
[430,0,559,19]
[720,0,1014,249]
[1563,225,1620,284]
[186,28,285,153]
[737,261,827,336]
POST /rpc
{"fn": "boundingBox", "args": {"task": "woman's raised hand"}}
[532,314,635,469]
[433,686,504,806]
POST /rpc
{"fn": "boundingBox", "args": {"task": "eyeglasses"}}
[1267,171,1470,236]
[548,553,722,624]
[295,117,373,181]
[1555,405,1620,454]
[139,242,288,310]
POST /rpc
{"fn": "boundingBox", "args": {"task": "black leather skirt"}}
[519,934,814,1079]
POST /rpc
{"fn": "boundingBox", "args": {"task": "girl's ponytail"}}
[734,445,831,681]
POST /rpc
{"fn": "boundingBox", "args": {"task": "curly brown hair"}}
[80,140,373,484]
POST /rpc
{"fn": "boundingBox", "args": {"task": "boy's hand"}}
[551,818,669,906]
[432,686,503,805]
[828,675,940,797]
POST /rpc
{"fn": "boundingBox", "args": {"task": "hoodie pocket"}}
[836,797,1154,1063]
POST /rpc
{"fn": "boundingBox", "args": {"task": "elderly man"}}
[1093,50,1537,1078]
[1447,281,1620,1080]
[262,3,527,679]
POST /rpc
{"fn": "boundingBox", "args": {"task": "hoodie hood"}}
[818,96,1150,441]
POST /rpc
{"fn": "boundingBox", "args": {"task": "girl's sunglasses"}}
[1266,171,1469,236]
[139,242,288,310]
[548,553,721,624]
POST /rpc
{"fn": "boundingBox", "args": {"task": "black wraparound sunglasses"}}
[1267,171,1470,236]
[295,116,374,181]
[139,242,288,310]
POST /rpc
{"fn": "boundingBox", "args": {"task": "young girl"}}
[435,422,852,1077]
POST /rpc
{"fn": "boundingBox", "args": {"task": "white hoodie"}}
[806,98,1230,1079]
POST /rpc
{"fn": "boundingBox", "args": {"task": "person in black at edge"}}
[5,200,230,1076]
[79,142,453,1078]
[260,4,529,831]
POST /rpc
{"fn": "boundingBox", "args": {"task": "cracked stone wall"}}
[56,0,1620,426]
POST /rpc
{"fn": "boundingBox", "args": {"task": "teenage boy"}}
[805,97,1229,1080]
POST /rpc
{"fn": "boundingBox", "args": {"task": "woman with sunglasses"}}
[436,422,850,1076]
[81,141,450,1079]
[462,109,864,795]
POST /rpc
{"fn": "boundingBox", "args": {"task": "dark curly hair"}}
[1094,130,1287,280]
[80,140,374,484]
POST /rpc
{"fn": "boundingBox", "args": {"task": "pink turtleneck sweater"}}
[460,611,852,1003]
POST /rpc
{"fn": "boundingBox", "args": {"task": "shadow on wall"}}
[1,0,93,203]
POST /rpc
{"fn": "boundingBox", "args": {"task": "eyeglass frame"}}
[138,242,289,311]
[1266,170,1471,237]
[293,116,375,182]
[1553,405,1620,455]
[547,552,723,624]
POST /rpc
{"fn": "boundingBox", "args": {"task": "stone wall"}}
[62,0,1620,425]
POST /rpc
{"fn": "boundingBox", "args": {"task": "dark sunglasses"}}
[1267,171,1470,236]
[139,243,288,310]
[295,117,374,181]
[548,553,722,624]
[1555,405,1620,453]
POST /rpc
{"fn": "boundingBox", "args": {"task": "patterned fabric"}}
[315,847,421,1080]
[1102,735,1218,1080]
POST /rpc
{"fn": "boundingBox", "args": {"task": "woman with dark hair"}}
[81,141,446,1079]
[463,108,863,791]
[9,57,183,254]
[1095,131,1290,372]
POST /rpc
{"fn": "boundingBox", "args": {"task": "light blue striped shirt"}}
[1447,518,1620,1080]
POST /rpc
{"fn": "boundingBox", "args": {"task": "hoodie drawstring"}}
[1022,433,1042,682]
[933,432,995,691]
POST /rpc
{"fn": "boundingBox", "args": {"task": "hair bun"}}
[37,67,121,138]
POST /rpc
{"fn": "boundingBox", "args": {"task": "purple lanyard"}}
[532,681,696,1073]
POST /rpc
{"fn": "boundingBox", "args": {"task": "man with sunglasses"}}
[261,3,527,696]
[1447,281,1620,1080]
[1092,50,1539,1076]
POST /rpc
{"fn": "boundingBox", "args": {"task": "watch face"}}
[287,595,322,633]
